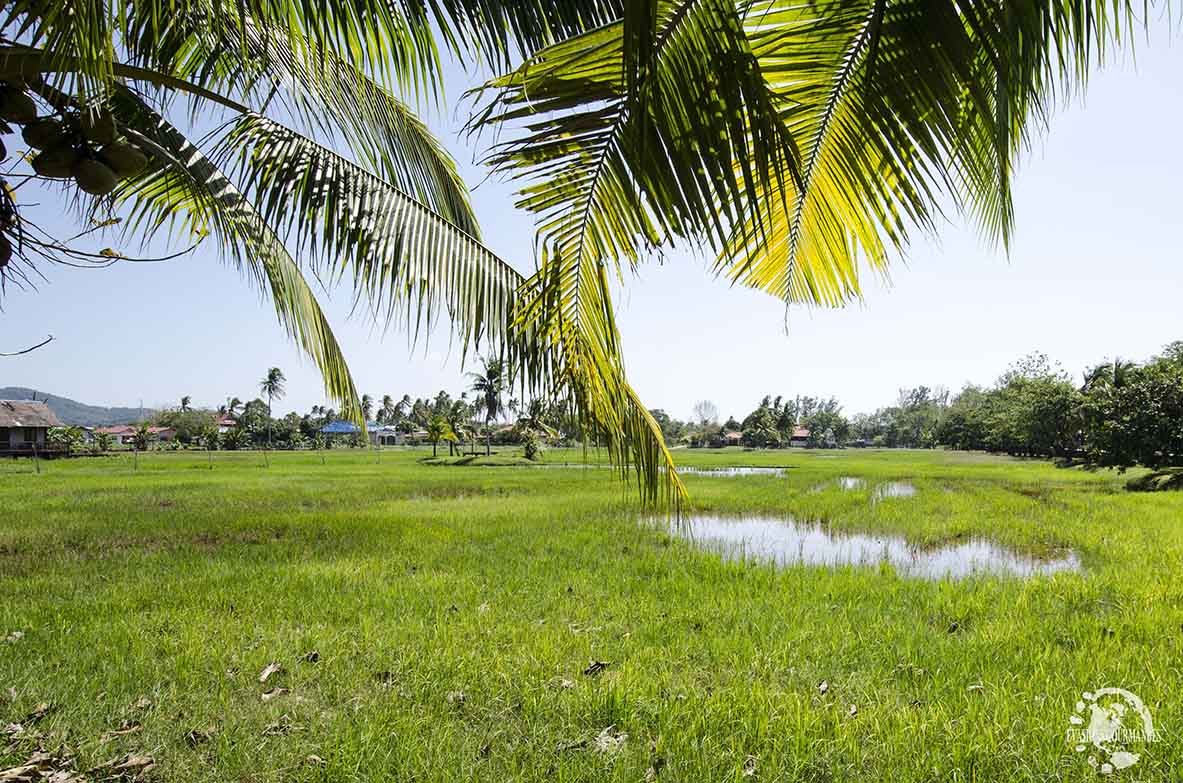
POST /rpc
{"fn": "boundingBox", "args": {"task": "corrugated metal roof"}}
[320,420,360,434]
[0,400,63,428]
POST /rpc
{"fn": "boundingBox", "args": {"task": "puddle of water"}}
[837,476,865,490]
[873,481,916,500]
[676,467,786,477]
[672,514,1081,580]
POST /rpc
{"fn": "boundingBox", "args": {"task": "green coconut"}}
[0,87,37,125]
[21,117,65,150]
[31,142,80,179]
[80,109,116,145]
[0,233,11,269]
[72,157,119,196]
[98,142,148,179]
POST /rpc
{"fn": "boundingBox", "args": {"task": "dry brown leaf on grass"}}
[304,754,324,766]
[301,650,320,664]
[130,697,152,712]
[0,750,78,783]
[3,631,23,644]
[89,753,155,781]
[742,755,758,778]
[100,722,142,743]
[445,691,466,706]
[258,663,282,683]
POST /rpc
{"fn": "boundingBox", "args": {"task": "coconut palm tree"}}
[469,358,507,456]
[361,394,374,424]
[5,1,1157,505]
[180,395,191,413]
[425,415,455,458]
[259,367,285,450]
[0,0,677,499]
[227,397,243,418]
[446,399,473,457]
[378,395,396,426]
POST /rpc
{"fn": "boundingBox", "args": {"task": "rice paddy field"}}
[2,447,1181,781]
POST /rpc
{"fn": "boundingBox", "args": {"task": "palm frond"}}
[473,0,1159,311]
[721,0,1152,305]
[115,13,481,234]
[104,87,364,422]
[214,113,682,502]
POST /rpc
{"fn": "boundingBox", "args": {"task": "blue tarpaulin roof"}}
[320,420,360,434]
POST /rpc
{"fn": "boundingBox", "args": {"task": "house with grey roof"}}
[0,400,63,455]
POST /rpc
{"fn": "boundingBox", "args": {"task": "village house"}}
[0,400,63,455]
[94,425,178,445]
[789,426,811,447]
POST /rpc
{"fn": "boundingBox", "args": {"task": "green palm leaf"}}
[103,88,364,419]
[215,113,683,502]
[473,0,1157,309]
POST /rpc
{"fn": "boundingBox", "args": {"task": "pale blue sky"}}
[2,24,1181,421]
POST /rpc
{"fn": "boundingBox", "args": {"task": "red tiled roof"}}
[792,426,810,439]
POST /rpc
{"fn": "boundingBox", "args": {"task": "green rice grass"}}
[1,448,1180,780]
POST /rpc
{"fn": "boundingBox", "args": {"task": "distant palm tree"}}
[180,395,191,412]
[227,397,243,418]
[469,357,506,456]
[379,395,396,425]
[446,399,472,456]
[259,368,286,451]
[361,394,374,423]
[1083,359,1136,392]
[426,415,455,458]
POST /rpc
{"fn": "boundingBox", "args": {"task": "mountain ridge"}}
[0,387,152,426]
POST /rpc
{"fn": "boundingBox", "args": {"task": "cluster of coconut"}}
[0,80,149,197]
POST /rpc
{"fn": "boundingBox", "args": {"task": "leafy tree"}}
[48,426,85,455]
[936,386,991,451]
[132,422,152,451]
[259,367,286,450]
[221,427,247,451]
[741,405,778,448]
[1082,352,1183,470]
[93,430,115,453]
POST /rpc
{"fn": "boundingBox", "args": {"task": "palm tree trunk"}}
[432,440,438,457]
[267,393,273,451]
[486,418,492,456]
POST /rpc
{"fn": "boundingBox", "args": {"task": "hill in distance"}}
[0,387,152,426]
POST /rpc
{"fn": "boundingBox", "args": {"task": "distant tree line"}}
[106,361,581,456]
[649,341,1183,472]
